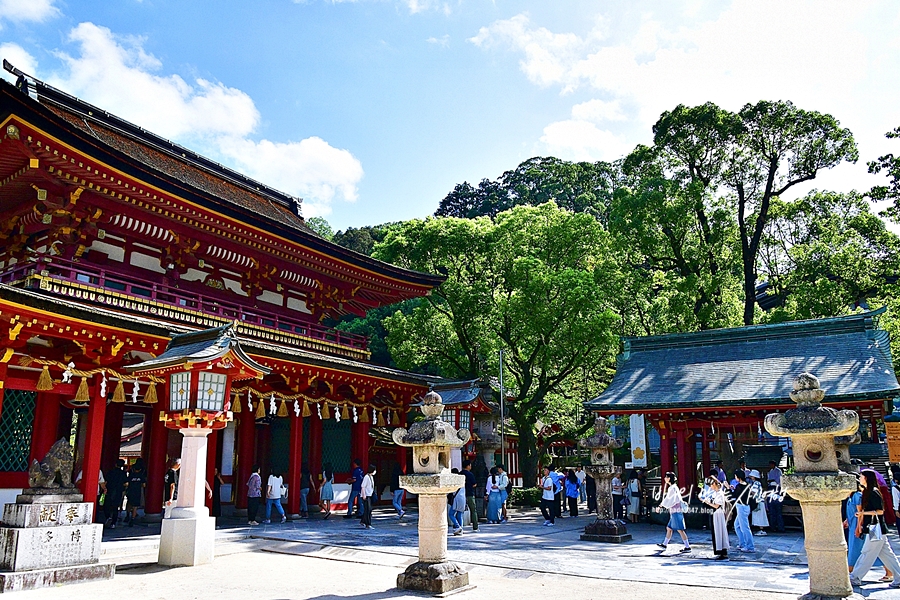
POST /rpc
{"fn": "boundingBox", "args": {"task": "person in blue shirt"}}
[550,467,564,519]
[565,469,580,517]
[343,459,364,519]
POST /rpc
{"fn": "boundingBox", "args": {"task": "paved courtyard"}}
[73,506,900,600]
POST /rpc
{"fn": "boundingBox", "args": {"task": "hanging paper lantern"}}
[36,365,54,391]
[112,379,126,403]
[74,376,90,403]
[143,381,158,404]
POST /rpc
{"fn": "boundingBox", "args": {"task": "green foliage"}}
[306,216,334,240]
[333,299,427,369]
[509,486,542,507]
[331,225,395,256]
[375,203,619,481]
[868,126,900,220]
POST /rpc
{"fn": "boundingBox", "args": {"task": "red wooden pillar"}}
[658,421,674,477]
[205,428,219,512]
[235,409,256,510]
[80,376,106,506]
[674,427,690,488]
[871,418,879,442]
[30,392,61,464]
[309,410,323,476]
[352,418,370,471]
[287,414,304,515]
[701,429,711,479]
[100,402,125,475]
[145,402,169,517]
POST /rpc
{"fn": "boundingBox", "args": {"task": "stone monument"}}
[0,439,114,592]
[764,373,860,600]
[393,390,473,595]
[579,416,631,543]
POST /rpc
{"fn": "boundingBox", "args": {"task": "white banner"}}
[629,414,648,468]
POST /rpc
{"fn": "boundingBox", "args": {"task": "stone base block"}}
[0,563,114,593]
[0,524,102,571]
[13,493,84,505]
[798,593,863,600]
[3,501,93,528]
[579,533,633,543]
[158,515,215,566]
[397,561,470,596]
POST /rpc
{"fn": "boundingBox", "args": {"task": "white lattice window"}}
[459,410,470,430]
[170,371,191,411]
[198,371,227,411]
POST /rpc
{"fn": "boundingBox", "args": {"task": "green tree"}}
[375,203,619,481]
[332,224,395,256]
[305,216,334,240]
[867,126,900,220]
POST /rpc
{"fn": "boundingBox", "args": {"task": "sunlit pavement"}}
[94,506,900,599]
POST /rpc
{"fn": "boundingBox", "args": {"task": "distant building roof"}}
[585,309,900,413]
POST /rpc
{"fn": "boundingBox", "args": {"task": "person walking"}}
[565,469,579,517]
[850,470,900,588]
[360,464,377,529]
[749,470,769,536]
[164,458,180,515]
[576,466,587,503]
[701,476,730,560]
[626,470,642,524]
[211,467,225,518]
[611,470,624,521]
[344,459,364,519]
[892,466,900,534]
[657,472,691,553]
[497,464,510,523]
[449,473,466,535]
[767,460,785,533]
[318,462,335,519]
[462,459,479,531]
[486,467,503,524]
[732,470,755,553]
[391,462,406,519]
[104,459,127,529]
[539,466,556,526]
[124,458,146,526]
[264,469,286,524]
[846,477,868,576]
[299,463,314,518]
[246,464,262,525]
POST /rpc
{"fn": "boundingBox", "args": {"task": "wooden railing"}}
[0,255,370,359]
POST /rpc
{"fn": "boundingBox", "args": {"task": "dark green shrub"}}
[509,487,542,507]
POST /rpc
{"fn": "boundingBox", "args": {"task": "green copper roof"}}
[585,309,899,412]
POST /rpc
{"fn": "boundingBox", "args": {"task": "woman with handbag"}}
[850,470,900,588]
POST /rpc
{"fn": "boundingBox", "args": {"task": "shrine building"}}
[0,63,447,517]
[585,309,900,490]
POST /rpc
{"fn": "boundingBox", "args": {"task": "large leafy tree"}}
[649,101,858,325]
[375,203,619,481]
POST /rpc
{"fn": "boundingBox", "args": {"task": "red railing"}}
[1,256,369,353]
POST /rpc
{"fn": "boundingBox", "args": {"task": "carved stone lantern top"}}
[393,390,471,474]
[578,416,624,451]
[764,373,858,438]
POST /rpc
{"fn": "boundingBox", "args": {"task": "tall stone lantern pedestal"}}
[765,373,861,600]
[127,325,270,568]
[579,417,631,543]
[393,391,473,595]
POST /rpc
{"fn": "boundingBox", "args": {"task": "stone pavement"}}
[90,506,900,599]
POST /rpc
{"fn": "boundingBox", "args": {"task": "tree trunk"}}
[742,254,756,326]
[516,423,540,487]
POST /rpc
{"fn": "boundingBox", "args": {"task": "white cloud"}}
[426,35,450,47]
[41,22,362,215]
[540,120,631,162]
[0,0,58,25]
[571,99,625,123]
[0,42,38,82]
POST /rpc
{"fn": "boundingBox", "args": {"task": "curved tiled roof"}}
[585,309,900,412]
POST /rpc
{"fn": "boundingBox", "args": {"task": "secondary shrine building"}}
[586,309,900,490]
[0,65,447,517]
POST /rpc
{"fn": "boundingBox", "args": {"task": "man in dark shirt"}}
[104,459,127,529]
[462,459,478,531]
[164,458,181,508]
[344,459,364,518]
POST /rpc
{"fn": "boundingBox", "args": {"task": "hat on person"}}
[749,469,760,478]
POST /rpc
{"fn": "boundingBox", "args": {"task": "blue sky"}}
[2,1,900,230]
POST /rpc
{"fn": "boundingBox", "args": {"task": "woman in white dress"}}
[702,476,730,560]
[749,469,769,535]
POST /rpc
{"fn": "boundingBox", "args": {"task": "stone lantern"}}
[127,324,269,566]
[764,373,859,600]
[392,390,472,595]
[834,433,861,475]
[579,416,631,543]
